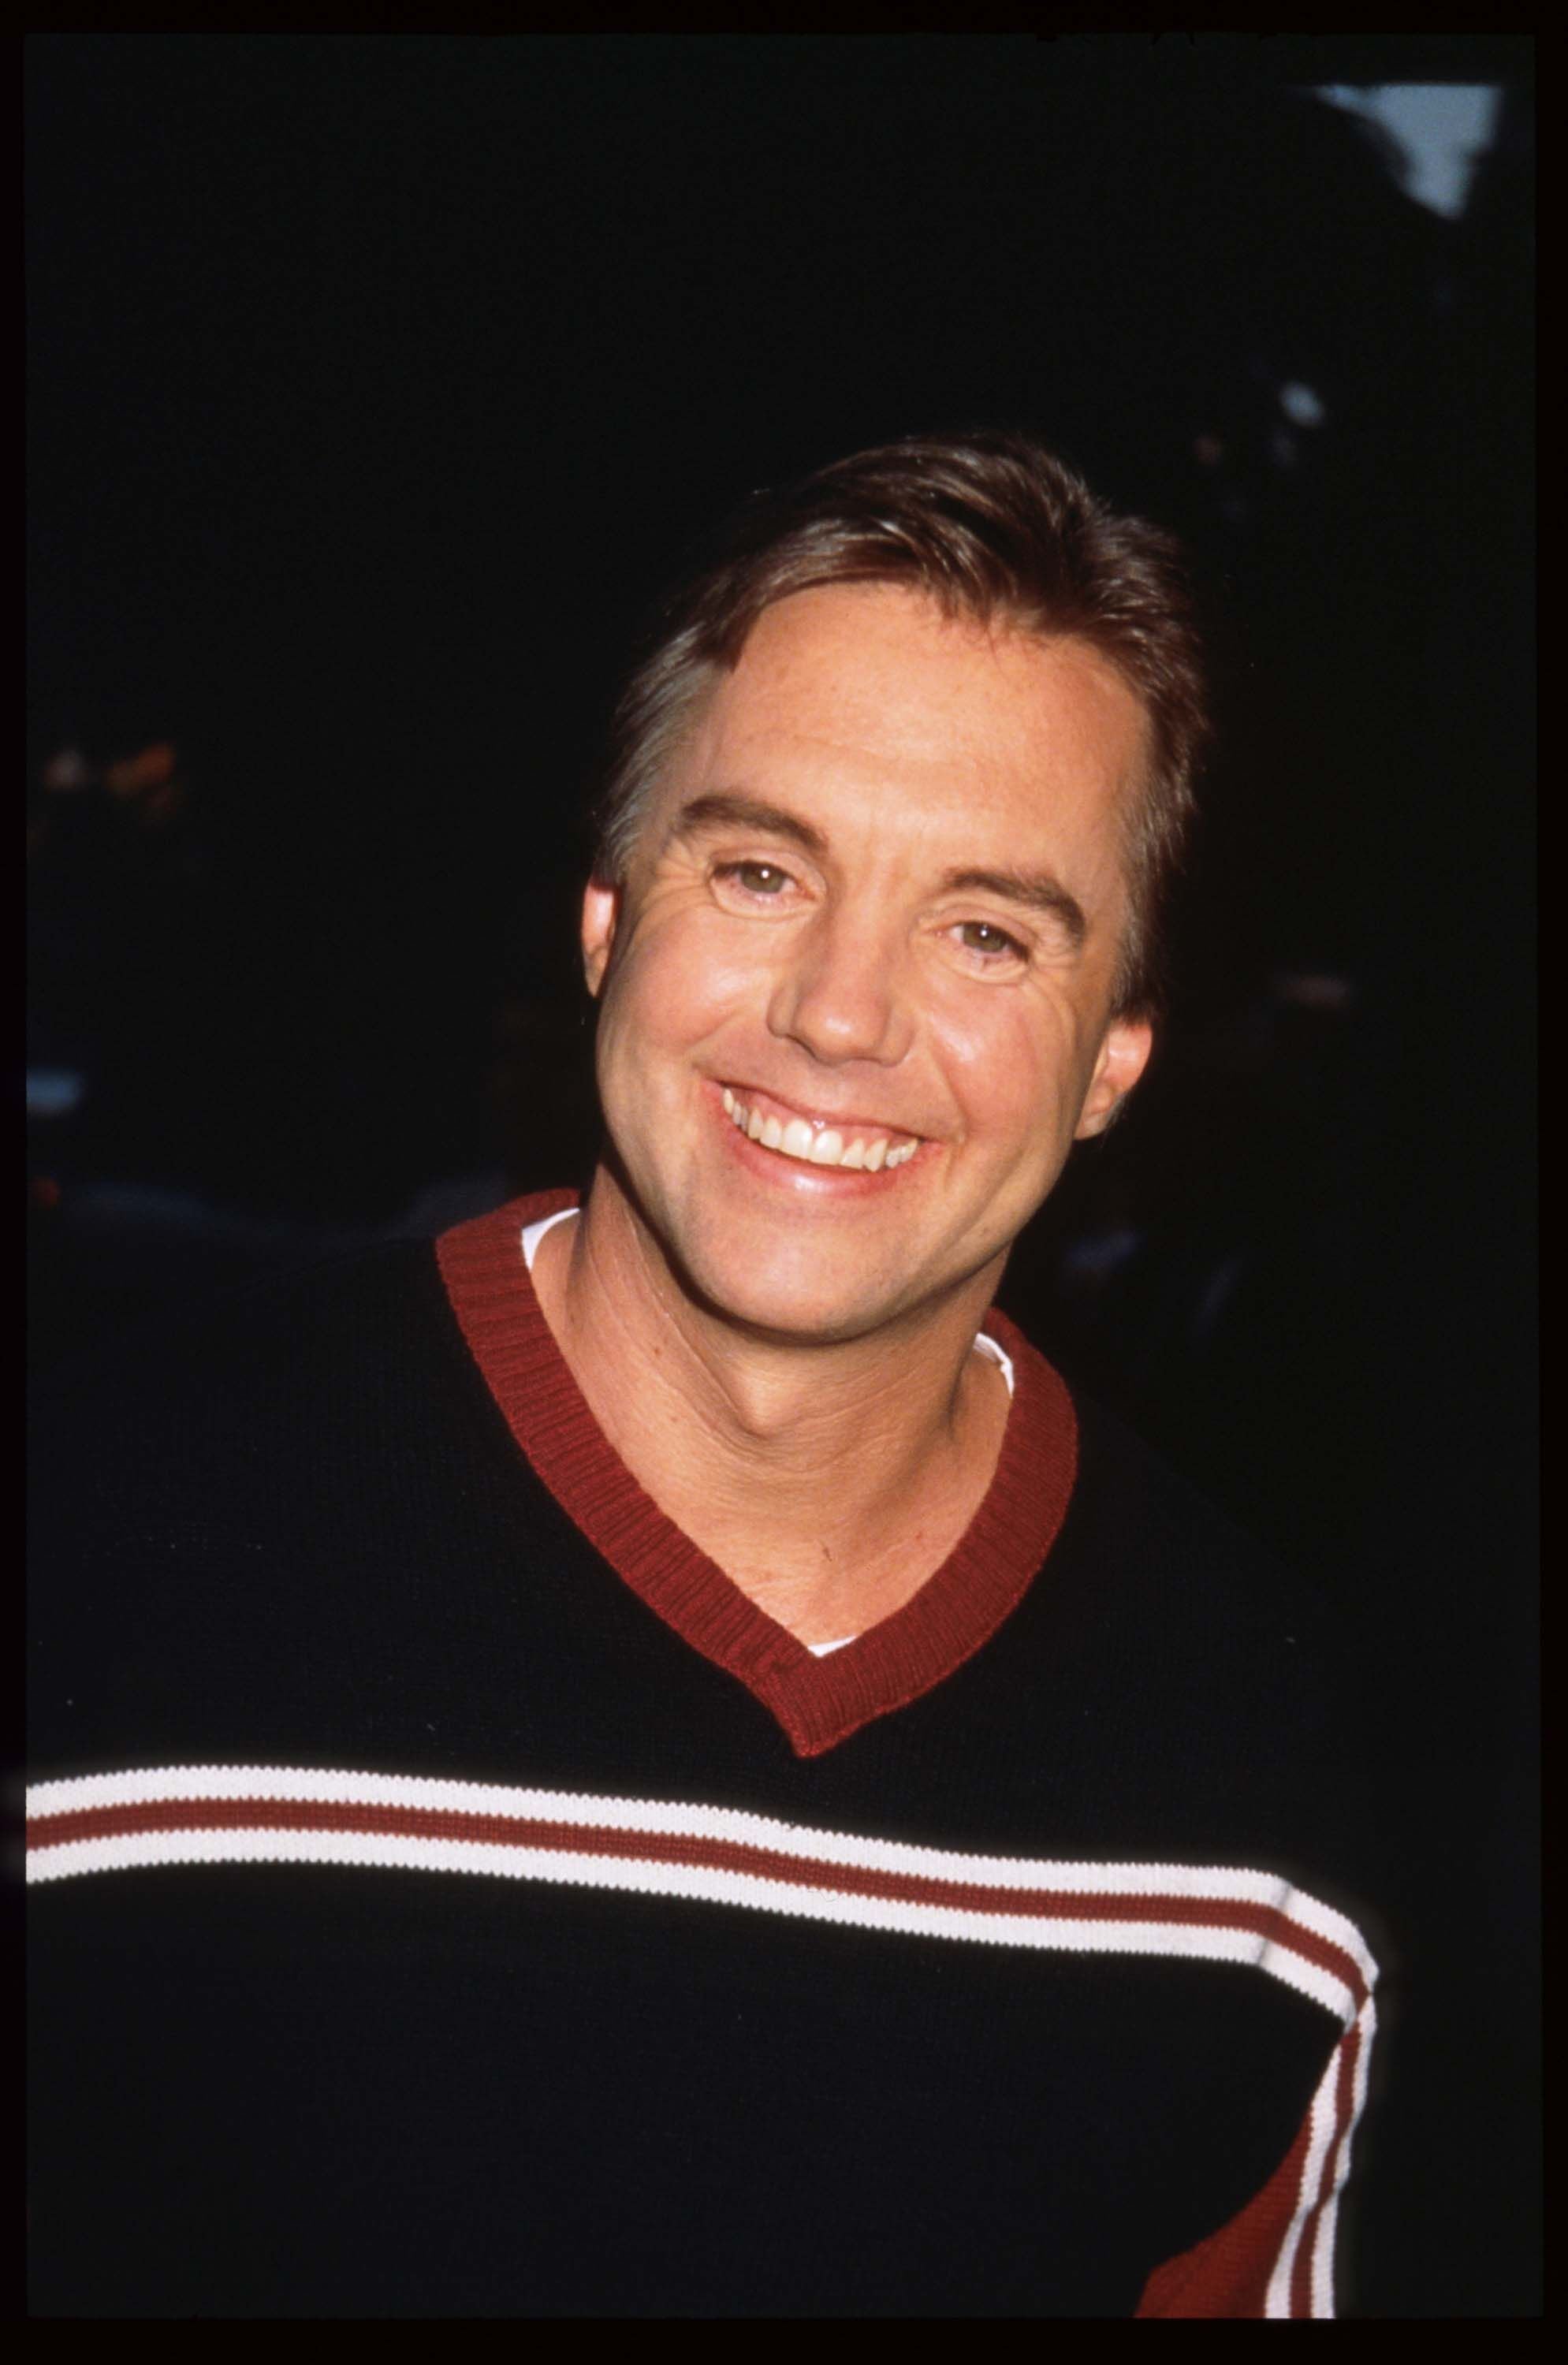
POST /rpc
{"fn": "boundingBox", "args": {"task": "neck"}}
[530,1168,1011,1644]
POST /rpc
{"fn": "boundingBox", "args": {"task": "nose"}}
[766,906,913,1068]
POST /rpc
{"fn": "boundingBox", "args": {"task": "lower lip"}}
[713,1089,927,1197]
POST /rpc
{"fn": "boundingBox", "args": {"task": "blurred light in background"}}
[1314,84,1503,218]
[42,747,94,795]
[1279,382,1327,430]
[26,1068,87,1119]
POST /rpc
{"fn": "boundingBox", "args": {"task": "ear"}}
[581,880,620,997]
[1075,1015,1154,1139]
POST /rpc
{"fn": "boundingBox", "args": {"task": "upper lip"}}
[718,1078,926,1138]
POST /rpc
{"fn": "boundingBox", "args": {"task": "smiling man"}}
[29,433,1378,2319]
[540,581,1153,1652]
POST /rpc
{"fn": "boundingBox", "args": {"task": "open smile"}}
[716,1082,926,1176]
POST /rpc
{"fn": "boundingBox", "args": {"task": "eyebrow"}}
[669,791,1088,948]
[937,866,1088,948]
[668,791,829,861]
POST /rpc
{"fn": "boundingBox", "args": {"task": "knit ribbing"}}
[435,1191,1078,1756]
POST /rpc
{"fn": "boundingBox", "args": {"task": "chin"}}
[669,1226,909,1346]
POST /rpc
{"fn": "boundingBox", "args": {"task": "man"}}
[28,431,1377,2318]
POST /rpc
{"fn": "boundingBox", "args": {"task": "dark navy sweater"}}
[28,1192,1378,2318]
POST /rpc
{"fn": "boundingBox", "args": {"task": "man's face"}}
[583,582,1153,1344]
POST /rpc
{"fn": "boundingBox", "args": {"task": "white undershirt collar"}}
[520,1205,1015,1396]
[519,1201,1015,1657]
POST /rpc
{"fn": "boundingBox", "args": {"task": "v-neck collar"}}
[436,1190,1078,1757]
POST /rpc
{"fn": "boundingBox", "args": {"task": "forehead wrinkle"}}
[730,587,1132,778]
[707,601,1001,777]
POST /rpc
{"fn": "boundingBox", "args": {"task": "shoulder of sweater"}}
[28,1236,527,1769]
[32,1235,454,1436]
[1041,1384,1383,1911]
[1063,1384,1333,1635]
[28,1236,479,1621]
[1034,1387,1355,1784]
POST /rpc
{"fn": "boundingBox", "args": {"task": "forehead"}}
[673,583,1149,854]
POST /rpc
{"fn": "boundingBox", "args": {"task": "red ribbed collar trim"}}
[436,1190,1078,1758]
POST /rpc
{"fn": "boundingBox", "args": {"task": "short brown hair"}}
[592,429,1209,1018]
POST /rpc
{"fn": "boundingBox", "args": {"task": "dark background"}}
[27,34,1536,2317]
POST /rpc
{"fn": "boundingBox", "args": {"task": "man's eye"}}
[717,861,792,896]
[956,920,1026,961]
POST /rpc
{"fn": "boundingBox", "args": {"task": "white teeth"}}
[722,1089,918,1172]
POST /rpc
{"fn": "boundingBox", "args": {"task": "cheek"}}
[598,914,767,1074]
[933,995,1070,1148]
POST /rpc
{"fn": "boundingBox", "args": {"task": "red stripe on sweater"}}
[1291,2017,1364,2316]
[1135,2104,1317,2318]
[27,1794,1367,2002]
